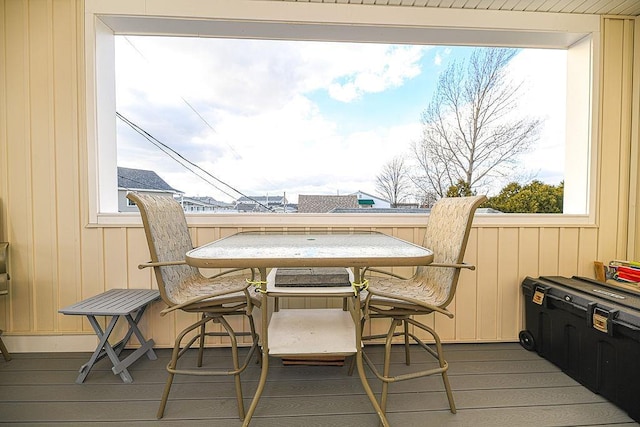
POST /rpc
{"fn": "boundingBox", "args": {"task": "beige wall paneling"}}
[5,0,34,333]
[53,0,83,333]
[477,227,499,340]
[558,227,580,277]
[632,16,640,260]
[598,18,632,261]
[0,1,6,332]
[619,18,635,259]
[539,227,560,274]
[102,227,129,340]
[29,0,57,336]
[79,227,105,334]
[577,227,599,276]
[497,227,521,341]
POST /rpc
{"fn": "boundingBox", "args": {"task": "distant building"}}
[351,191,391,208]
[180,196,234,213]
[117,167,182,212]
[298,195,359,213]
[235,195,289,212]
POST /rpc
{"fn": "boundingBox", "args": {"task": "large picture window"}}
[115,37,568,214]
[86,4,599,222]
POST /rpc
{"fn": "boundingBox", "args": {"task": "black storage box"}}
[521,275,640,422]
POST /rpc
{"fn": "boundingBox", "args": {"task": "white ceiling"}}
[269,0,640,17]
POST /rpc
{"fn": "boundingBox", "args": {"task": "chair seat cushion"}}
[170,273,262,308]
[364,275,448,310]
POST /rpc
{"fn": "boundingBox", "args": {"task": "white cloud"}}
[507,49,567,184]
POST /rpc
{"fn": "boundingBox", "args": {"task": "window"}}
[115,37,568,214]
[86,3,599,222]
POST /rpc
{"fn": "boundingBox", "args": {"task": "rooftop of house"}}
[298,195,359,213]
[236,195,287,204]
[181,196,233,208]
[117,167,182,194]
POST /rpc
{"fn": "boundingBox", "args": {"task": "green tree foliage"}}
[446,180,476,197]
[485,180,563,213]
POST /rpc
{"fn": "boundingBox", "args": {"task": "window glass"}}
[115,36,569,213]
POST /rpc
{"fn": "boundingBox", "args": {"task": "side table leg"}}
[124,307,157,361]
[85,315,134,384]
[77,315,120,383]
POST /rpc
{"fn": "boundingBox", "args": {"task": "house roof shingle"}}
[117,167,181,193]
[297,195,359,213]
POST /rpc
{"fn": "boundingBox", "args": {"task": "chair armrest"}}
[428,262,475,270]
[138,260,186,269]
[139,261,256,281]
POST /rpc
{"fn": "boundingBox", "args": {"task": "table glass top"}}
[186,231,433,269]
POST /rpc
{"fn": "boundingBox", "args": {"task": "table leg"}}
[352,267,390,427]
[242,267,269,426]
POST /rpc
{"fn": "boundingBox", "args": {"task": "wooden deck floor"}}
[0,343,637,426]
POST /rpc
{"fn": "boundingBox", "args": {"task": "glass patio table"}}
[185,231,434,426]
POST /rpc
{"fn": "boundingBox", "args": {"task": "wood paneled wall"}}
[0,1,636,351]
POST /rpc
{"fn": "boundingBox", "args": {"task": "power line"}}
[123,36,244,161]
[116,112,273,211]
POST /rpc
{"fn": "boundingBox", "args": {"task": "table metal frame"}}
[186,231,433,426]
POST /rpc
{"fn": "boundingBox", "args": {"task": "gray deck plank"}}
[0,343,636,426]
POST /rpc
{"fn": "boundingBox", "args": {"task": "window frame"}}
[84,0,601,226]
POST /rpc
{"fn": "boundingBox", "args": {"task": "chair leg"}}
[409,319,457,414]
[218,316,245,421]
[197,314,207,367]
[431,328,456,414]
[0,330,10,362]
[380,318,402,414]
[403,320,411,366]
[157,315,211,419]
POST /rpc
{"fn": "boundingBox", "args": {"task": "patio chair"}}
[127,192,261,420]
[361,195,486,415]
[0,241,10,361]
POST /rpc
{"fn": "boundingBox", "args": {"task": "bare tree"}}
[375,157,411,207]
[413,48,542,197]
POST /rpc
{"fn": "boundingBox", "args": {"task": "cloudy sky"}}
[115,36,566,204]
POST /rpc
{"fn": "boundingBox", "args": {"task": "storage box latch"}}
[532,285,549,306]
[588,303,618,336]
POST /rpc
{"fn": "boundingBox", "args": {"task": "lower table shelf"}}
[268,308,357,357]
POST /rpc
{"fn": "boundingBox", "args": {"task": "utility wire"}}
[116,112,273,211]
[123,36,244,161]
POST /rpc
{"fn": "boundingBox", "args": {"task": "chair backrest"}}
[127,192,203,306]
[415,195,487,308]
